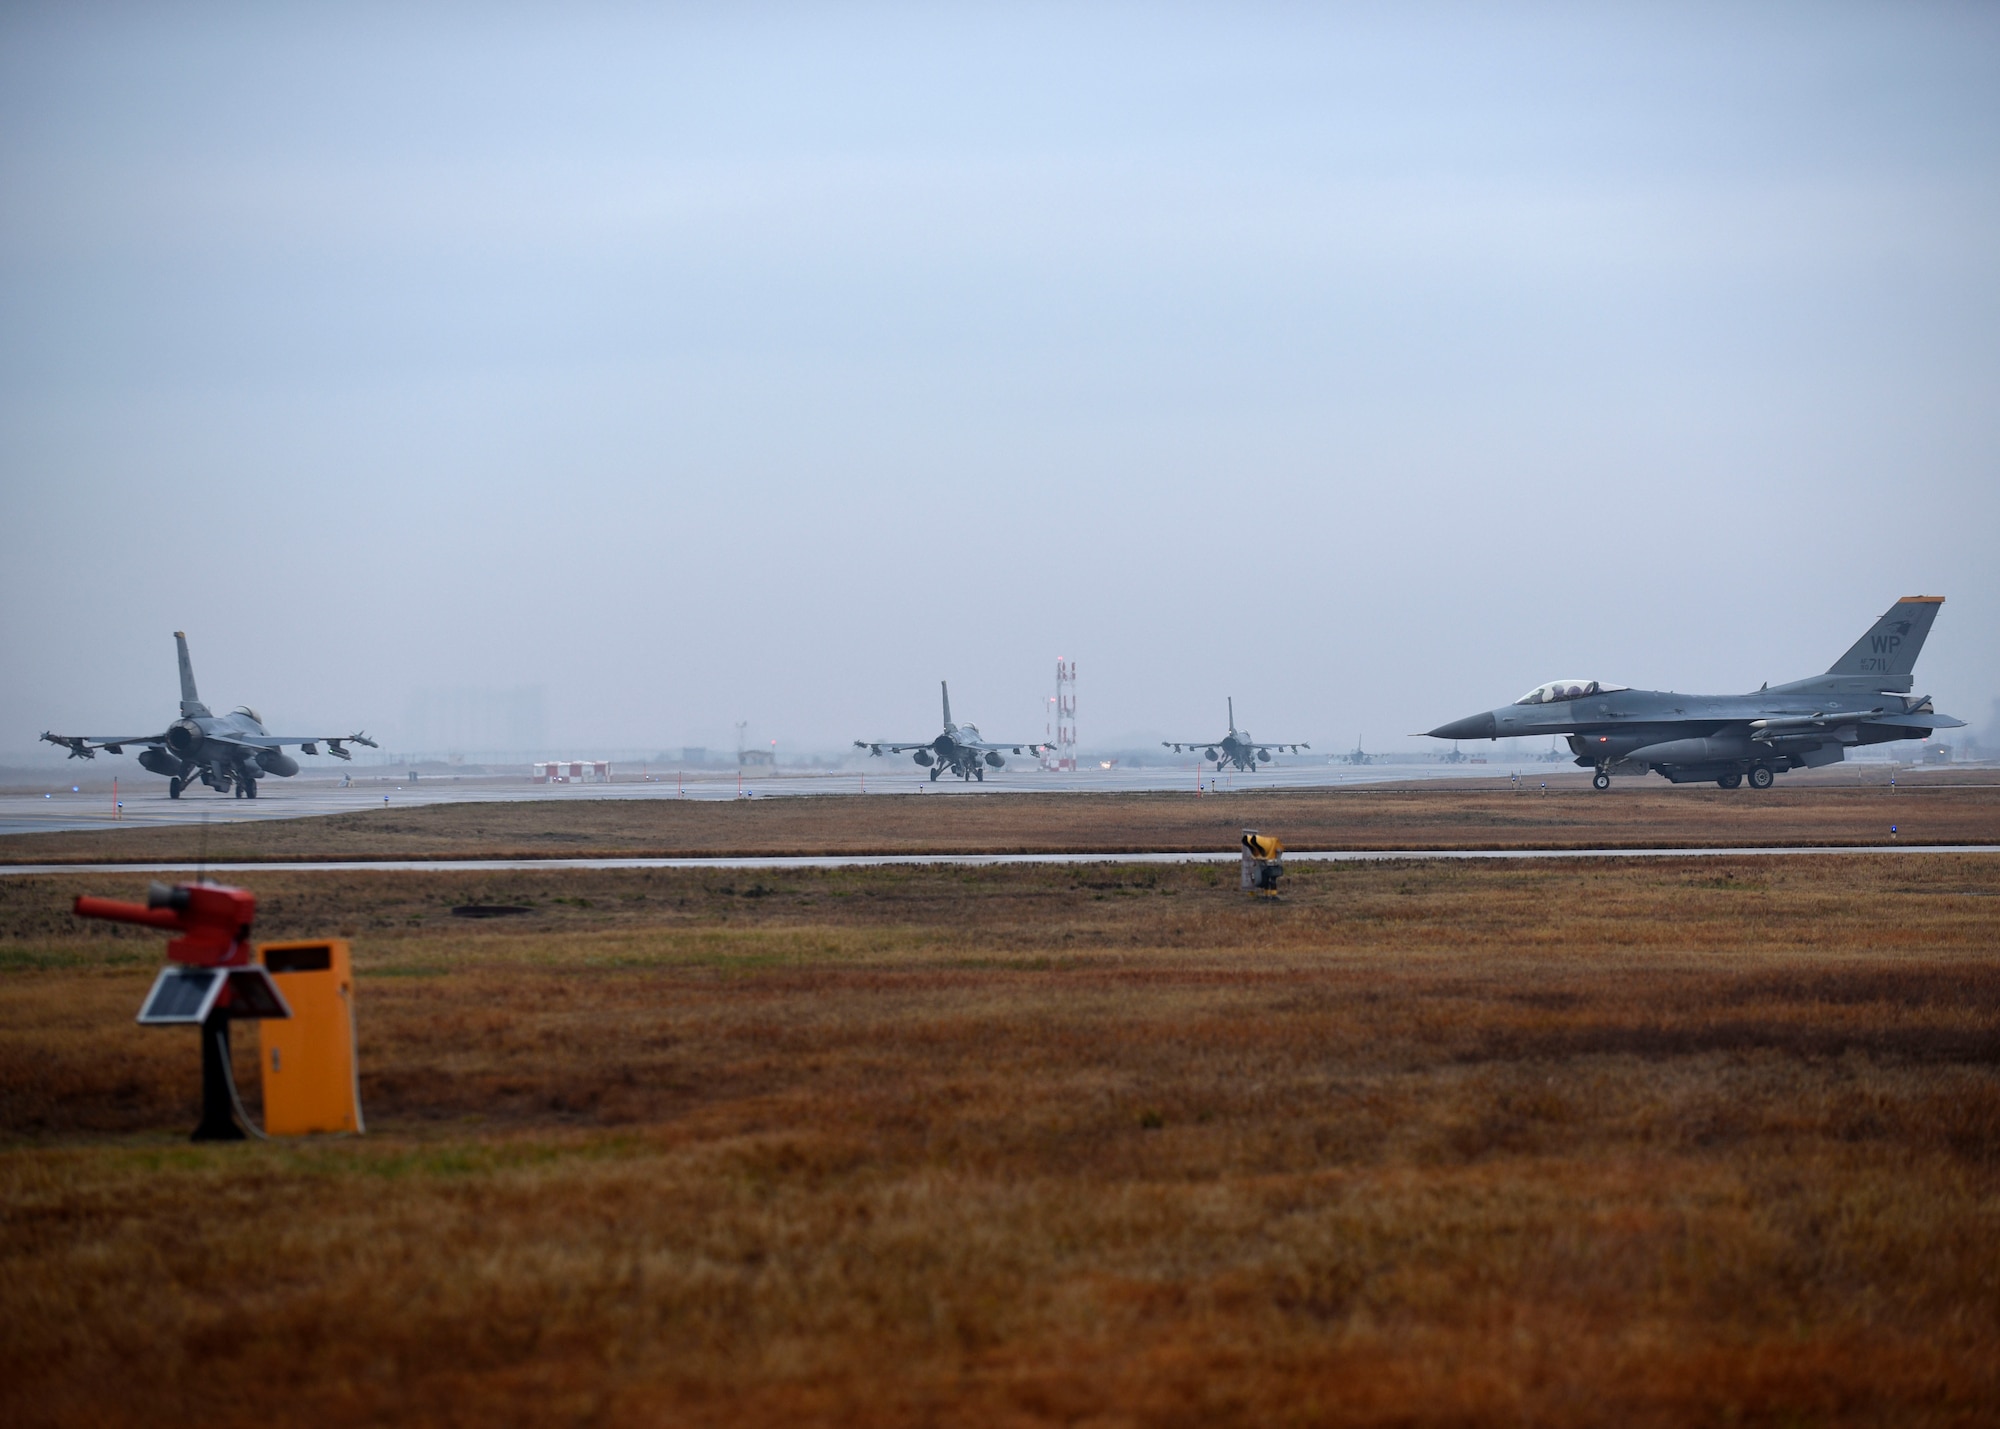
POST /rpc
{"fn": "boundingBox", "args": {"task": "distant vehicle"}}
[1344,734,1370,766]
[1164,699,1309,772]
[1424,597,1965,790]
[856,681,1050,782]
[41,632,376,799]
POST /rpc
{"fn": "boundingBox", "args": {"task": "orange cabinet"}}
[256,940,364,1135]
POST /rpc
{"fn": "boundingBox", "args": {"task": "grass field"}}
[4,852,1997,1426]
[4,776,1996,864]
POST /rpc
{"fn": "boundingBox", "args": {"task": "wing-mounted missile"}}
[42,732,95,759]
[1748,708,1888,742]
[324,733,375,762]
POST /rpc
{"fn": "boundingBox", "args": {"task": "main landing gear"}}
[169,776,183,799]
[1592,771,1611,791]
[1747,765,1775,790]
[232,779,257,799]
[1716,772,1743,789]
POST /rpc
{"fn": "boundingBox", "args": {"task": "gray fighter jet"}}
[41,632,377,799]
[856,681,1050,781]
[1164,698,1309,772]
[1425,597,1964,790]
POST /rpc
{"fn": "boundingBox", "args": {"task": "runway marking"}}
[1,845,1993,876]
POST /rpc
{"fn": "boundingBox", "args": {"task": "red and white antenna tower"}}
[1051,658,1077,772]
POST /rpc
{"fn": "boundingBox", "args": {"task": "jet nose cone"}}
[1427,711,1497,741]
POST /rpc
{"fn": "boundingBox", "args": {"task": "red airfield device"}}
[74,881,258,966]
[73,881,289,1140]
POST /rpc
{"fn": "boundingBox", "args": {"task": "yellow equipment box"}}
[256,940,364,1135]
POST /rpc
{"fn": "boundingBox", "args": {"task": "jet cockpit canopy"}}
[232,706,264,726]
[1514,680,1628,706]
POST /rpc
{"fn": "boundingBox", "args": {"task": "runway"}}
[2,844,1992,877]
[0,760,1559,837]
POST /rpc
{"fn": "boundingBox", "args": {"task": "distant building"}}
[533,761,610,784]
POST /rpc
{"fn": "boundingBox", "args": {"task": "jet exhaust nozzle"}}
[165,719,202,757]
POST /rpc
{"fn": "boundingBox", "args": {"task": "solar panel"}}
[134,966,292,1025]
[224,968,291,1019]
[137,967,224,1025]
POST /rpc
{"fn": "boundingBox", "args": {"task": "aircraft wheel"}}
[929,767,939,781]
[1592,771,1611,791]
[169,777,182,799]
[246,780,257,799]
[1717,773,1742,789]
[1748,764,1775,790]
[975,767,984,782]
[232,782,243,799]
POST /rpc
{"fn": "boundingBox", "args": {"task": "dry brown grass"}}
[3,855,1998,1426]
[4,777,1998,864]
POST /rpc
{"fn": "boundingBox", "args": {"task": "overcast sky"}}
[4,2,1996,759]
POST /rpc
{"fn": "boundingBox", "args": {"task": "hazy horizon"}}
[5,4,1996,765]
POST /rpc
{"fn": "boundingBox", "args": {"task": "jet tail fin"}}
[1822,597,1943,693]
[941,680,952,730]
[174,631,210,717]
[1227,696,1235,734]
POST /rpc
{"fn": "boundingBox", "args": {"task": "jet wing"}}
[41,730,170,758]
[964,740,1051,754]
[854,740,932,755]
[211,732,379,759]
[1749,710,1964,735]
[1161,739,1312,752]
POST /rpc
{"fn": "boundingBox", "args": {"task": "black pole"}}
[193,1010,244,1142]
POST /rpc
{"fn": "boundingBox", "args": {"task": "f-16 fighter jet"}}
[41,632,377,799]
[1425,596,1964,791]
[1163,698,1309,772]
[856,681,1049,782]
